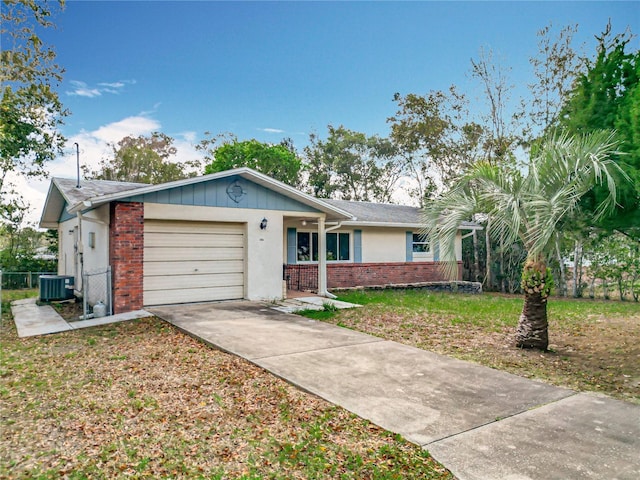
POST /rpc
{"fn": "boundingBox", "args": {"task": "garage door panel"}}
[144,260,243,276]
[144,285,244,306]
[144,232,244,248]
[144,273,243,291]
[143,220,245,306]
[144,247,244,262]
[144,221,242,235]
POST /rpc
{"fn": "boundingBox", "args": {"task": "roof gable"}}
[40,168,354,227]
[39,178,148,228]
[120,174,323,213]
[39,169,480,230]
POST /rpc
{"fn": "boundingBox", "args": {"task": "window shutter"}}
[406,231,413,262]
[354,230,362,263]
[287,227,297,264]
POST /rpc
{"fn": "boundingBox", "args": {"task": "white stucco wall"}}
[57,204,110,295]
[58,218,77,277]
[361,228,409,263]
[145,203,301,301]
[80,204,110,274]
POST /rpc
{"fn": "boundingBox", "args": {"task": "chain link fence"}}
[83,266,112,319]
[1,271,57,290]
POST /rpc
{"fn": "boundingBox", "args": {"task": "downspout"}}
[318,220,344,299]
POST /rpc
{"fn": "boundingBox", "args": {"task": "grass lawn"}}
[307,290,640,404]
[0,290,451,479]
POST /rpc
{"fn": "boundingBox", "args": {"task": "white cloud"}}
[98,82,125,88]
[179,131,197,143]
[16,115,162,226]
[138,102,162,117]
[66,79,135,98]
[67,80,102,98]
[17,116,209,226]
[92,116,161,143]
[258,127,285,134]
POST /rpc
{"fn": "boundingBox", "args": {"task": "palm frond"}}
[423,130,623,277]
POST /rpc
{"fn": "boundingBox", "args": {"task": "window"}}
[297,232,318,262]
[412,233,430,253]
[296,231,350,262]
[327,232,350,261]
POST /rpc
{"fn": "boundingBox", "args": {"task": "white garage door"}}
[143,220,245,306]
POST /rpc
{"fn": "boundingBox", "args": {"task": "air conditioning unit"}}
[39,275,75,302]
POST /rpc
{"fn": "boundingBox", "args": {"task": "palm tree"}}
[424,131,624,350]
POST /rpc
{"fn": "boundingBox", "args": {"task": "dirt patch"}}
[48,299,84,320]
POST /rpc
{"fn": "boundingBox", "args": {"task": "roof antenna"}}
[74,142,81,188]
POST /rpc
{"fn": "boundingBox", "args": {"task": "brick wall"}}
[284,261,462,291]
[109,202,144,313]
[284,264,318,291]
[327,262,461,288]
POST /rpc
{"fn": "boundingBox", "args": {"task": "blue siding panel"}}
[169,187,182,204]
[181,184,194,205]
[216,180,228,206]
[193,183,205,204]
[156,190,170,204]
[59,204,74,222]
[122,175,321,213]
[354,229,362,263]
[406,231,413,262]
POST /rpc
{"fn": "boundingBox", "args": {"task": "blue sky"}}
[19,1,640,222]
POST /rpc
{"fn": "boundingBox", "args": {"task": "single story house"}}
[39,167,480,314]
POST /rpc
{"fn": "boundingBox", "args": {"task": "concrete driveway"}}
[150,301,640,480]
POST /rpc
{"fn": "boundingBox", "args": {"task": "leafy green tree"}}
[304,125,401,202]
[1,0,67,223]
[199,136,302,187]
[0,223,56,273]
[424,131,623,350]
[559,24,640,238]
[87,133,199,184]
[585,232,640,301]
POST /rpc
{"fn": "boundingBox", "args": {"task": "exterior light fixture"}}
[260,218,268,230]
[301,220,307,226]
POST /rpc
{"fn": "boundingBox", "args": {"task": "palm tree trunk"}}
[515,291,549,350]
[516,259,550,350]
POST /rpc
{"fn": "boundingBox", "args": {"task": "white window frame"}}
[412,232,431,258]
[296,230,351,263]
[326,231,351,262]
[296,231,318,263]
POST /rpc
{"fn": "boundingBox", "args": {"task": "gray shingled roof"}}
[323,198,479,229]
[42,174,480,230]
[323,198,422,224]
[54,177,148,206]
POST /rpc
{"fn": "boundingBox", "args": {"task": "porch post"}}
[317,216,327,294]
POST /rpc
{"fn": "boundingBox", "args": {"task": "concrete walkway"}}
[11,298,153,337]
[271,295,361,313]
[150,301,640,480]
